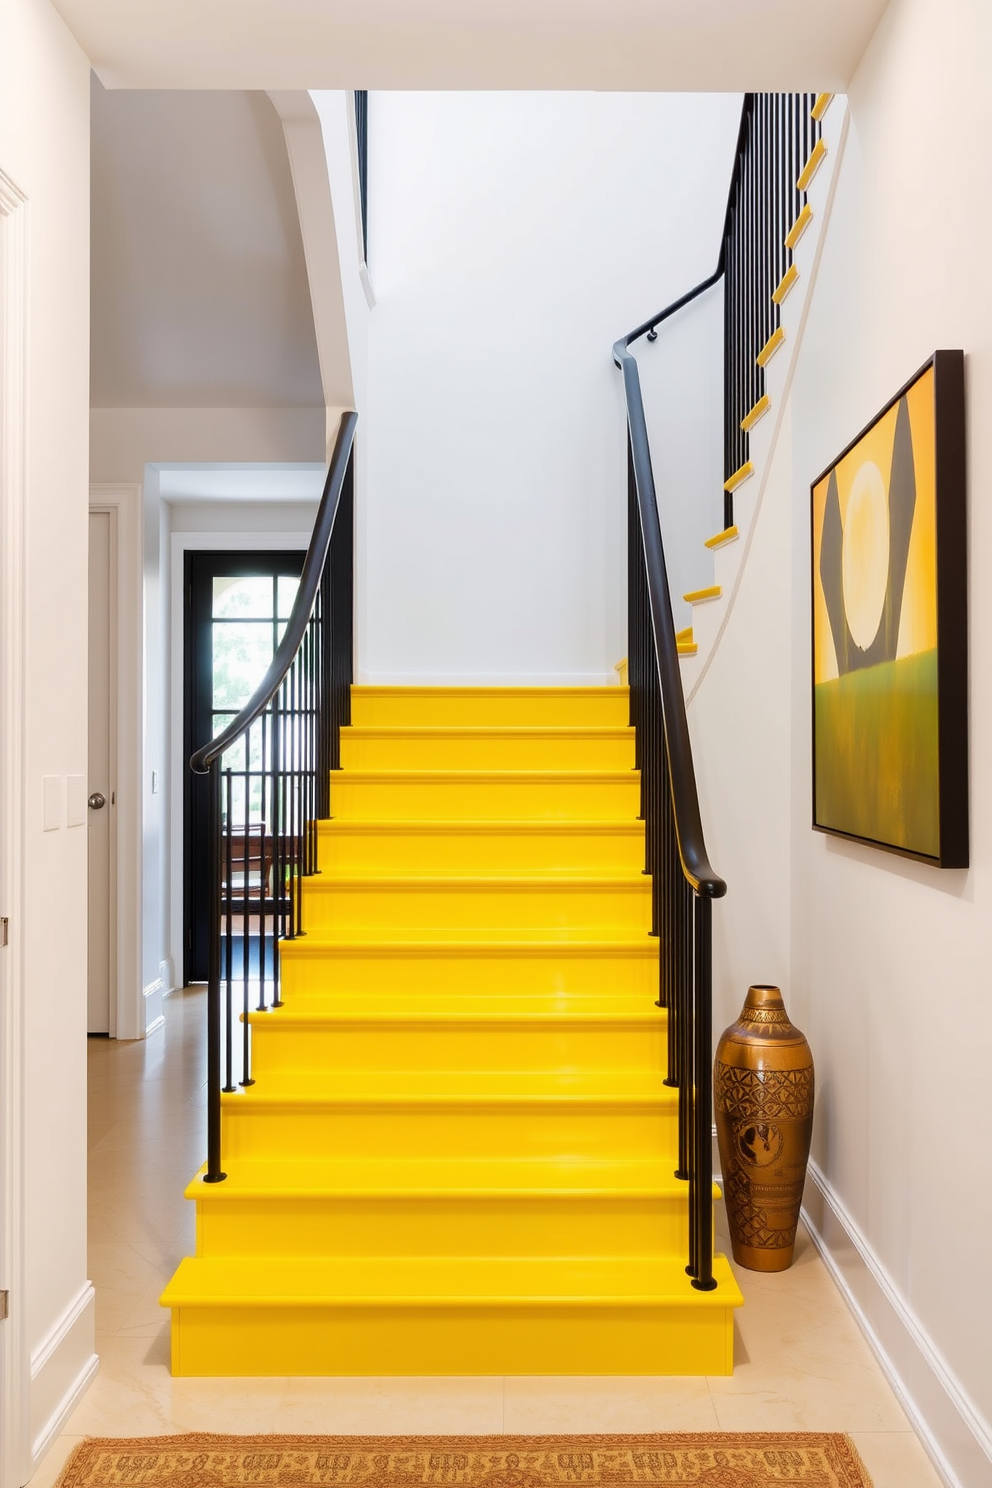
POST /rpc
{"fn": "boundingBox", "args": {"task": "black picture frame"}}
[810,349,968,868]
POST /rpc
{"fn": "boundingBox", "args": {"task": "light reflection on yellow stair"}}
[161,686,742,1375]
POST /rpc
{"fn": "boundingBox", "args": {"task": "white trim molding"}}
[803,1161,992,1488]
[28,1283,97,1471]
[0,164,29,1488]
[90,486,143,1040]
[142,978,165,1038]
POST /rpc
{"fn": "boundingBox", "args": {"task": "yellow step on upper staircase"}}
[161,686,742,1375]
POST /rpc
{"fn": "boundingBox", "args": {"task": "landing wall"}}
[360,91,739,684]
[689,2,992,1482]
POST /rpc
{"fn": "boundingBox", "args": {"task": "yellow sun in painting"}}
[842,460,889,651]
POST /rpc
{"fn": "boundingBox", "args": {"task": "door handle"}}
[88,792,106,810]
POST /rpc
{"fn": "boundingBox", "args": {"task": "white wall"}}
[689,2,992,1482]
[360,91,741,684]
[0,0,95,1478]
[90,412,324,1020]
[638,286,725,630]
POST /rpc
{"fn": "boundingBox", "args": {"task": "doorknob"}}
[88,792,106,810]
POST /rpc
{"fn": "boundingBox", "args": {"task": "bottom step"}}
[161,1254,742,1376]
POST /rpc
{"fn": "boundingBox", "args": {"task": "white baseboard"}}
[29,1283,97,1469]
[160,957,176,995]
[356,670,618,687]
[803,1160,992,1488]
[142,978,164,1038]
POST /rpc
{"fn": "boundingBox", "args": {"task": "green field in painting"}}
[814,649,939,856]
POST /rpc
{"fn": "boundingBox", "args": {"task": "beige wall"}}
[0,0,94,1479]
[689,1,992,1483]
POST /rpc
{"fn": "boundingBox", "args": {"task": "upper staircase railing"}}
[191,410,357,1184]
[613,93,821,1288]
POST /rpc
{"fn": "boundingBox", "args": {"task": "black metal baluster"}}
[259,708,269,1011]
[691,895,717,1290]
[241,725,253,1086]
[223,768,236,1093]
[204,761,226,1183]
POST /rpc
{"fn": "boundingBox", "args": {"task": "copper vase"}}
[714,985,814,1272]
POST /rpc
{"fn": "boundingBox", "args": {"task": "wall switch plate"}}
[43,776,62,832]
[66,775,87,827]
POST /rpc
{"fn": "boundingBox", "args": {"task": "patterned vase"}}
[714,985,814,1272]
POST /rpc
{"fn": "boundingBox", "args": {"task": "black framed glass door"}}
[184,550,306,985]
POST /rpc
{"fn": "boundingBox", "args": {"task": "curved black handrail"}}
[612,339,725,900]
[191,408,359,775]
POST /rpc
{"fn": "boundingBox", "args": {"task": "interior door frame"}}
[168,530,314,991]
[182,548,307,986]
[89,486,142,1041]
[0,164,29,1488]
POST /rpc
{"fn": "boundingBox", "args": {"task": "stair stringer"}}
[679,96,851,705]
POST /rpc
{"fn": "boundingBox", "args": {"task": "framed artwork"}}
[810,350,968,867]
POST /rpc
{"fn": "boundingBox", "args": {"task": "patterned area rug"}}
[56,1433,872,1487]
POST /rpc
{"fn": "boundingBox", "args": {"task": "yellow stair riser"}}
[340,729,636,773]
[278,945,661,1001]
[330,772,641,822]
[298,880,653,939]
[350,688,631,729]
[220,1102,678,1163]
[315,822,647,876]
[170,1301,734,1377]
[247,1021,667,1076]
[196,1195,695,1261]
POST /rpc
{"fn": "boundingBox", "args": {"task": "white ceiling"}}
[91,82,323,408]
[61,0,890,92]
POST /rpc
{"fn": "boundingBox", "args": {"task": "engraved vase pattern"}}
[714,985,814,1272]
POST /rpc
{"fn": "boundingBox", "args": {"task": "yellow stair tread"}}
[331,769,639,783]
[162,1253,741,1309]
[279,938,660,957]
[318,819,645,834]
[186,1156,702,1200]
[223,1069,679,1106]
[306,868,654,880]
[350,686,627,698]
[342,726,633,738]
[246,994,664,1025]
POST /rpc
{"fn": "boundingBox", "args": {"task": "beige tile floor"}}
[32,987,942,1488]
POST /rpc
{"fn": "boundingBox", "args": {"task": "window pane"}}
[277,576,301,620]
[213,575,274,620]
[213,622,274,712]
[216,718,267,773]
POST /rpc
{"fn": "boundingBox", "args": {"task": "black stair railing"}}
[613,94,821,1288]
[191,411,357,1184]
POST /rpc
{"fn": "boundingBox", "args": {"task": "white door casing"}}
[87,509,115,1035]
[89,487,142,1042]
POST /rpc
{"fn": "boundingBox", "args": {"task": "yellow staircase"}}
[161,686,743,1375]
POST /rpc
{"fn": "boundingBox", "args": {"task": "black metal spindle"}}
[259,709,269,1012]
[204,761,226,1184]
[241,726,252,1086]
[223,768,236,1093]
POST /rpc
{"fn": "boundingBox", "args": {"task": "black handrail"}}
[194,408,357,1185]
[614,92,823,1291]
[622,96,752,354]
[612,345,726,901]
[192,410,358,776]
